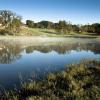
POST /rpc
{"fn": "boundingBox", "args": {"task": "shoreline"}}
[0,35,100,50]
[0,35,100,44]
[0,34,100,39]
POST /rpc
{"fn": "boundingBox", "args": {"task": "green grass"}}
[19,27,56,36]
[18,27,99,38]
[0,26,100,38]
[1,60,100,100]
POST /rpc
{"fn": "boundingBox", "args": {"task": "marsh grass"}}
[1,60,100,100]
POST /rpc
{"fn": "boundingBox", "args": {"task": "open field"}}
[20,27,100,38]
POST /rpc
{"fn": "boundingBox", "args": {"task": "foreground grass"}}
[1,60,100,100]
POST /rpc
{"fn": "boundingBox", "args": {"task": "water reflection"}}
[0,38,100,89]
[0,40,100,64]
[0,42,22,64]
[25,43,100,55]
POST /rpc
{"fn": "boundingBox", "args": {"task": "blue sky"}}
[0,0,100,24]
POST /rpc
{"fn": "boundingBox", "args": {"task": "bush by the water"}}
[1,60,100,100]
[0,29,12,35]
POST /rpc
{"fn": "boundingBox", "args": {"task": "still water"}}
[0,37,100,89]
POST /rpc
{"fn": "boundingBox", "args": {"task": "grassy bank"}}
[19,27,100,38]
[1,60,100,100]
[0,27,100,38]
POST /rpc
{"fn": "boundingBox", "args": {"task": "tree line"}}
[0,10,100,35]
[26,20,100,34]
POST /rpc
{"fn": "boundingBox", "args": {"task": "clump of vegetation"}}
[1,60,100,100]
[0,10,21,35]
[26,20,34,28]
[0,29,11,35]
[55,20,74,34]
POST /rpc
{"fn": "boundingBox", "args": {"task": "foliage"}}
[36,21,53,29]
[55,20,80,34]
[55,20,67,34]
[0,29,11,35]
[81,23,100,34]
[71,25,80,33]
[1,60,100,100]
[0,10,22,35]
[7,18,21,35]
[26,20,34,28]
[0,10,14,27]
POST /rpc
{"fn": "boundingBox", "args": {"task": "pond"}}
[0,37,100,89]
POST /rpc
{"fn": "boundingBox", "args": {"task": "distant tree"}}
[91,23,100,33]
[0,10,22,35]
[37,21,53,29]
[55,20,75,34]
[72,25,80,33]
[26,20,34,28]
[81,23,100,34]
[55,20,67,34]
[66,21,73,33]
[81,24,92,33]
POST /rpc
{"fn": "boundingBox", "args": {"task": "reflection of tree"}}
[0,43,22,64]
[25,42,100,55]
[26,46,34,54]
[26,46,52,54]
[0,40,99,64]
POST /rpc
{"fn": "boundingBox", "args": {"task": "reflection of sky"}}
[20,50,100,67]
[0,49,100,89]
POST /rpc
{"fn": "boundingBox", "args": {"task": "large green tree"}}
[0,10,22,35]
